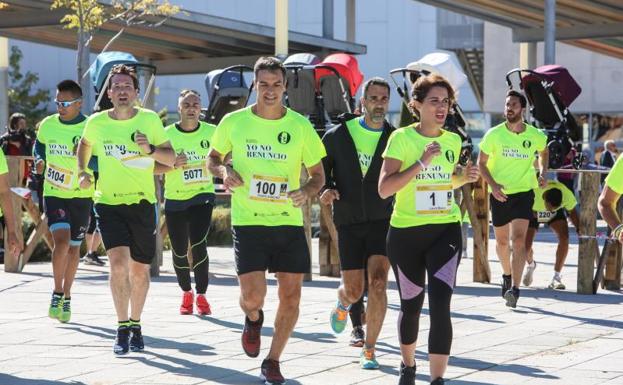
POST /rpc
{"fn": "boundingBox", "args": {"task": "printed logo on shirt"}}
[445,149,455,163]
[523,140,532,149]
[277,131,291,145]
[200,139,210,149]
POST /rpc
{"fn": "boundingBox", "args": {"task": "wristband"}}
[146,144,156,155]
[416,159,427,169]
[613,224,623,239]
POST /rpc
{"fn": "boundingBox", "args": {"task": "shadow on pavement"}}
[0,374,86,385]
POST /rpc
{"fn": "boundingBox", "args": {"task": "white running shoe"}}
[548,275,566,290]
[523,261,537,287]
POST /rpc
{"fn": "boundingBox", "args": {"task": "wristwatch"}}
[146,144,156,155]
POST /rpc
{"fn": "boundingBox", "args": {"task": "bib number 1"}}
[415,184,453,215]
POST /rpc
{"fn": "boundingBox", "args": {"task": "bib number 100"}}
[255,180,277,196]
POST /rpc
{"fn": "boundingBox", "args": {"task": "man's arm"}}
[319,135,339,205]
[76,138,93,189]
[598,186,623,243]
[0,173,22,258]
[537,147,549,187]
[288,162,325,208]
[207,149,242,189]
[567,207,580,230]
[477,151,506,202]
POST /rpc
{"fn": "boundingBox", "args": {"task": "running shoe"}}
[180,290,194,315]
[196,294,212,315]
[523,261,537,287]
[349,326,365,347]
[430,378,445,385]
[48,293,63,319]
[548,275,566,290]
[504,286,520,308]
[242,309,263,358]
[360,347,380,369]
[113,325,130,355]
[398,362,416,385]
[501,275,512,298]
[129,324,144,352]
[329,301,350,334]
[58,298,71,323]
[260,358,285,385]
[84,253,106,266]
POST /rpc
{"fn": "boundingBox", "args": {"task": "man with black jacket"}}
[322,77,394,370]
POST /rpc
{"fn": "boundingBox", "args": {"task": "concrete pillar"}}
[275,0,288,57]
[346,0,356,42]
[519,42,537,69]
[323,0,334,39]
[0,37,8,133]
[544,0,556,64]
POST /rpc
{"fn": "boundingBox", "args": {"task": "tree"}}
[7,46,50,130]
[50,0,180,112]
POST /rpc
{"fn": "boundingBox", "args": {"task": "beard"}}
[506,112,522,123]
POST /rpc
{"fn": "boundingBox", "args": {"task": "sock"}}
[502,274,511,280]
[528,261,536,267]
[554,271,561,279]
[53,292,63,297]
[338,301,352,311]
[129,319,140,327]
[247,309,263,325]
[118,320,130,328]
[63,297,71,302]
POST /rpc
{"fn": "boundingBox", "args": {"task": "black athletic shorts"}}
[94,200,157,264]
[490,190,535,227]
[232,225,310,275]
[337,219,390,270]
[44,196,92,246]
[529,208,566,229]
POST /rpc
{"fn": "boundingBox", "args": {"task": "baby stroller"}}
[203,65,254,124]
[505,65,583,169]
[389,51,473,166]
[90,51,157,112]
[284,53,363,133]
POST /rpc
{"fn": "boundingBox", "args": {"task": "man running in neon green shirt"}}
[35,79,94,323]
[77,64,175,355]
[478,90,548,308]
[208,57,325,385]
[523,180,579,290]
[599,156,623,245]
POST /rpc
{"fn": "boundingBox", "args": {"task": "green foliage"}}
[8,46,51,130]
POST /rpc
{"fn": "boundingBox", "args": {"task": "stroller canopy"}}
[204,68,248,104]
[283,53,321,66]
[315,53,363,97]
[90,51,138,92]
[406,51,467,93]
[521,65,581,108]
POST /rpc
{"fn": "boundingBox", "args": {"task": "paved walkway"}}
[1,229,623,385]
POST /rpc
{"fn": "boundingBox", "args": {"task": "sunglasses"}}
[54,98,82,108]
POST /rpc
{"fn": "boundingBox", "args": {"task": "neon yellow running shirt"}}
[82,108,168,205]
[479,122,547,194]
[210,106,326,226]
[37,114,94,199]
[164,122,216,201]
[346,117,383,176]
[605,156,623,195]
[532,180,576,222]
[0,151,7,217]
[383,124,462,228]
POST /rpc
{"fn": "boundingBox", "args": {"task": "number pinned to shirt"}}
[45,164,73,190]
[249,175,289,203]
[415,184,453,215]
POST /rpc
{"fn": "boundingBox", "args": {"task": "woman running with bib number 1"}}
[378,74,479,385]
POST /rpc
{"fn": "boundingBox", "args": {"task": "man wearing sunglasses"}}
[34,79,94,324]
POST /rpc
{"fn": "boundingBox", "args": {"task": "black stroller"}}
[505,65,583,169]
[203,65,254,124]
[389,52,473,166]
[90,51,157,112]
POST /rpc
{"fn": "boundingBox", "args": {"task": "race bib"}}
[182,164,209,184]
[537,211,555,223]
[415,184,453,215]
[249,175,289,203]
[45,164,73,190]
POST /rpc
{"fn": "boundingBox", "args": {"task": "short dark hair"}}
[543,188,563,208]
[253,56,286,81]
[506,90,527,108]
[362,77,390,99]
[9,112,26,131]
[411,73,455,103]
[108,64,139,90]
[57,79,82,98]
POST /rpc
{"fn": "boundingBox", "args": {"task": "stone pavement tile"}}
[596,375,623,385]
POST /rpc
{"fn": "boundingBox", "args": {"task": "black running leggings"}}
[387,222,462,355]
[165,203,213,294]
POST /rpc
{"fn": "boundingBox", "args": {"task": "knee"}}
[279,288,301,309]
[343,283,364,303]
[369,275,388,295]
[241,290,264,310]
[496,237,510,248]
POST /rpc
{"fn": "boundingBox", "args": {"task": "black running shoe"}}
[114,325,130,355]
[84,253,106,266]
[504,286,520,309]
[431,378,445,385]
[129,324,144,352]
[398,362,416,385]
[501,275,512,298]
